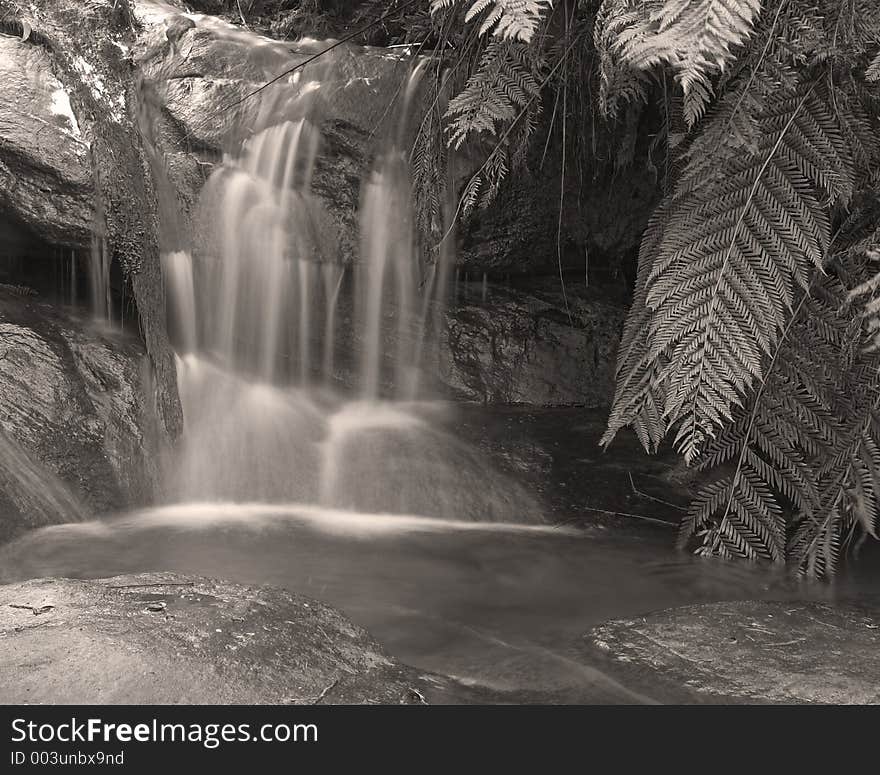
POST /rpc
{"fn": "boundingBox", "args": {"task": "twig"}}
[236,0,249,28]
[628,471,687,513]
[762,637,806,648]
[407,687,428,705]
[8,604,54,615]
[558,507,676,528]
[283,677,340,705]
[312,678,339,705]
[107,582,195,589]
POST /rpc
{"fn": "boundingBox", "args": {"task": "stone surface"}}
[0,573,431,704]
[0,290,159,543]
[0,0,185,439]
[440,282,626,407]
[586,600,880,704]
[0,36,92,248]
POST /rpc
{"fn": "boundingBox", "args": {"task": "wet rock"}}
[0,0,184,439]
[0,291,159,543]
[585,600,880,704]
[440,282,626,407]
[0,572,431,704]
[0,37,92,247]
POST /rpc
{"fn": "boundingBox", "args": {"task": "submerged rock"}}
[440,282,626,407]
[0,573,431,704]
[0,291,159,543]
[585,600,880,704]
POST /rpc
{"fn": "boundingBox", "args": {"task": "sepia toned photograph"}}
[0,0,878,729]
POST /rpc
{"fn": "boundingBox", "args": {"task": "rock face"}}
[440,282,626,407]
[0,291,159,543]
[0,573,429,704]
[0,37,92,248]
[586,600,880,704]
[0,0,185,439]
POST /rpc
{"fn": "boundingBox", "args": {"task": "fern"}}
[600,203,671,452]
[421,0,880,577]
[595,0,762,126]
[633,78,854,463]
[868,51,880,81]
[430,0,553,43]
[411,102,448,242]
[444,39,543,148]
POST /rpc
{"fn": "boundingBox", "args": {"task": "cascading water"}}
[161,59,542,523]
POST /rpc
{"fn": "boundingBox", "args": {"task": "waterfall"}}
[159,53,542,524]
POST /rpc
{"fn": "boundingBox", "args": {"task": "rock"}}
[0,290,159,543]
[0,572,430,704]
[585,600,880,704]
[0,0,185,439]
[0,36,92,247]
[440,281,626,407]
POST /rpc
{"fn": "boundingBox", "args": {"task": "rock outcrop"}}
[0,573,432,704]
[0,37,92,248]
[0,290,159,543]
[441,282,626,407]
[586,600,880,704]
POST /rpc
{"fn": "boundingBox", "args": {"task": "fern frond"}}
[644,81,854,463]
[682,276,866,574]
[411,103,448,243]
[595,0,763,126]
[430,0,552,42]
[600,203,671,452]
[868,50,880,81]
[444,40,543,148]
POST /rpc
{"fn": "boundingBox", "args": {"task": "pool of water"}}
[0,498,850,704]
[3,405,878,704]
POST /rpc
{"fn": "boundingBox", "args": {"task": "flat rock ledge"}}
[585,600,880,704]
[0,573,431,705]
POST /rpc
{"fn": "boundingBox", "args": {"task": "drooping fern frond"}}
[868,51,880,81]
[595,0,763,126]
[430,0,553,43]
[681,278,850,568]
[640,78,855,463]
[444,39,544,148]
[411,101,448,243]
[600,203,671,452]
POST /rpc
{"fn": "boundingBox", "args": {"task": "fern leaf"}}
[867,50,880,81]
[643,82,853,463]
[595,0,762,126]
[444,40,542,148]
[600,203,671,452]
[430,0,552,43]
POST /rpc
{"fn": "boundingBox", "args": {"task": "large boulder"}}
[0,0,189,439]
[0,36,92,247]
[586,600,880,704]
[0,290,159,543]
[0,573,431,704]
